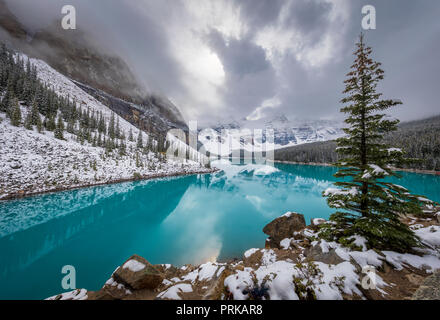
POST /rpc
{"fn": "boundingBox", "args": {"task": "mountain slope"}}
[0,0,187,136]
[0,49,210,200]
[199,116,343,157]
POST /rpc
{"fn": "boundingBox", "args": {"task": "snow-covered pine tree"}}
[45,114,56,131]
[321,34,437,252]
[54,114,65,140]
[10,98,21,126]
[24,107,33,129]
[137,130,143,149]
[108,112,115,139]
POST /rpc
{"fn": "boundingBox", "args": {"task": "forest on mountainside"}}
[275,115,440,171]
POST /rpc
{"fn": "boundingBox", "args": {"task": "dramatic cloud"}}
[4,0,440,123]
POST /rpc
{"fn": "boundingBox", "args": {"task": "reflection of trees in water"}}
[0,181,139,237]
[275,163,339,181]
[0,175,194,277]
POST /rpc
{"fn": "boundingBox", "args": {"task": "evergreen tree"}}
[137,130,143,149]
[30,100,40,125]
[119,139,126,156]
[54,114,65,140]
[115,117,121,139]
[128,128,134,142]
[10,98,21,126]
[24,109,33,129]
[98,112,106,133]
[0,86,11,113]
[36,115,43,133]
[108,112,115,139]
[66,117,75,134]
[321,34,437,252]
[45,114,56,131]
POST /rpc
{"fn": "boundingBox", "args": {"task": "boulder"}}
[412,270,440,300]
[263,212,306,246]
[304,243,345,265]
[113,254,163,290]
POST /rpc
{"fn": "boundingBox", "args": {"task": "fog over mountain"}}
[2,0,440,124]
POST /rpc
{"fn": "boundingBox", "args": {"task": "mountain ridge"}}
[0,0,187,136]
[274,115,440,171]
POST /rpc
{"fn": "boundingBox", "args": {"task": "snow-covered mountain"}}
[0,0,187,137]
[0,50,210,200]
[198,115,344,157]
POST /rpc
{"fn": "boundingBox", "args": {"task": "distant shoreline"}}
[0,168,219,201]
[274,160,440,176]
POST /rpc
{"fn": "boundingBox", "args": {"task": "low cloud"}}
[4,0,440,123]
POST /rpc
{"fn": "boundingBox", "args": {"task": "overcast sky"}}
[5,0,440,124]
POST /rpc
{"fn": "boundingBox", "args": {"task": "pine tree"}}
[321,34,437,252]
[115,117,121,139]
[128,128,134,142]
[30,100,40,125]
[24,109,33,129]
[137,130,143,149]
[66,117,75,133]
[54,114,65,140]
[119,139,126,156]
[108,112,115,139]
[0,87,11,113]
[36,115,43,133]
[10,98,21,126]
[45,115,56,131]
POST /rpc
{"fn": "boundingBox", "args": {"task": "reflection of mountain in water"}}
[0,175,194,278]
[205,162,337,195]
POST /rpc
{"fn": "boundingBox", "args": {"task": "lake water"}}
[1,161,439,299]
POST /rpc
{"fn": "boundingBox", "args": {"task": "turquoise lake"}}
[1,161,439,299]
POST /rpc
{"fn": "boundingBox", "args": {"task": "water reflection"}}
[0,176,194,299]
[0,162,439,299]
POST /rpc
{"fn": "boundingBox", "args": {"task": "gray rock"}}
[113,254,163,290]
[412,270,440,300]
[263,212,306,246]
[304,243,345,265]
[10,163,22,169]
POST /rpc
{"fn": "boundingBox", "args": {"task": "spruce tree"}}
[54,114,65,140]
[321,34,437,252]
[45,115,56,131]
[115,117,121,139]
[108,112,115,139]
[10,98,21,126]
[30,100,40,125]
[137,130,143,149]
[0,87,11,113]
[24,109,33,130]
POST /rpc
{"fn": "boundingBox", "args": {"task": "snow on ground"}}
[157,283,193,300]
[18,53,136,135]
[0,114,210,200]
[46,288,88,301]
[0,54,212,200]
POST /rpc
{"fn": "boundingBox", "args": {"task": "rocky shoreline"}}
[48,209,440,301]
[0,168,218,201]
